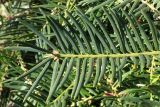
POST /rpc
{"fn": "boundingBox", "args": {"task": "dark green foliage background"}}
[0,0,160,107]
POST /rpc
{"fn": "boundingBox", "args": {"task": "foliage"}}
[0,0,160,107]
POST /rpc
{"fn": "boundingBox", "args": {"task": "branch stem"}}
[59,51,160,58]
